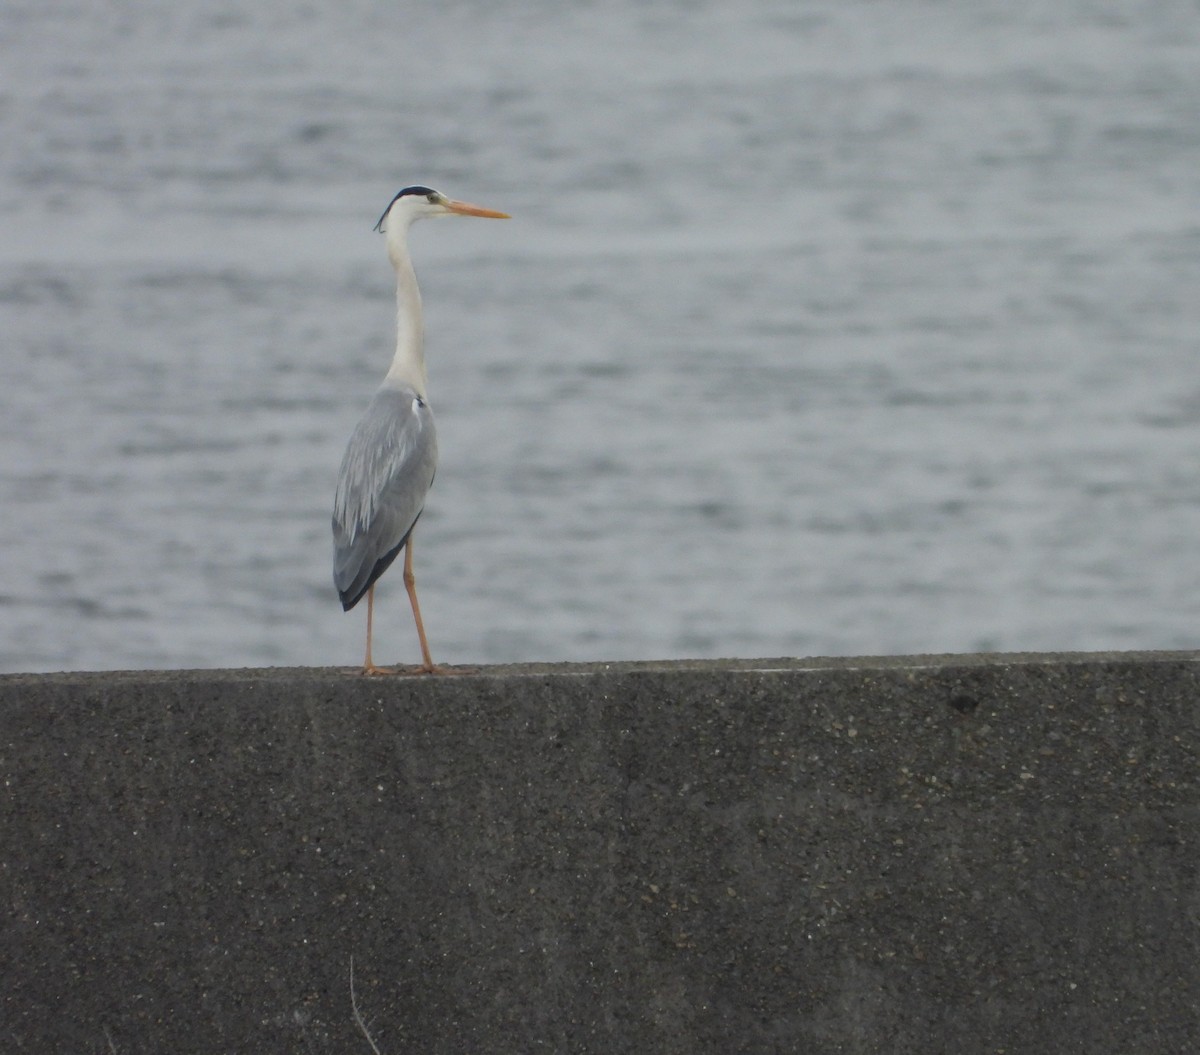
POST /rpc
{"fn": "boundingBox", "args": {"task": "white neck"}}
[382,226,428,397]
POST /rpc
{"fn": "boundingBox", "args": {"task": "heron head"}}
[374,186,509,233]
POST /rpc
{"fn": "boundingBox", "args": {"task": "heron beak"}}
[443,199,510,219]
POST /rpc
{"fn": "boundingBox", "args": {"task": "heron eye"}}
[426,193,438,204]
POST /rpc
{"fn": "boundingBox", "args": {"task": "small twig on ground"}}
[349,955,383,1055]
[104,1028,118,1054]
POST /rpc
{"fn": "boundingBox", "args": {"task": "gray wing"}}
[332,384,438,610]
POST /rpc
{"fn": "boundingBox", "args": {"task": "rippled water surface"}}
[4,0,1200,671]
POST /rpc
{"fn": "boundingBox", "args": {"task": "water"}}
[4,0,1200,672]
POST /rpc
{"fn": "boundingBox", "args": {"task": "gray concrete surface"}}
[2,652,1199,1053]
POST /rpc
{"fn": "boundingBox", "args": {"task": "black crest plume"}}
[374,186,439,232]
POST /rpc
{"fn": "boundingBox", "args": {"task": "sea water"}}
[3,0,1200,671]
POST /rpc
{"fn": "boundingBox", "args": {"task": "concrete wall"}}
[2,652,1199,1053]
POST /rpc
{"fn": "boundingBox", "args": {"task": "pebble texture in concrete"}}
[2,652,1199,1053]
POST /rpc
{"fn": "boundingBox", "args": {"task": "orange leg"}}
[402,534,438,674]
[357,534,469,677]
[362,583,395,675]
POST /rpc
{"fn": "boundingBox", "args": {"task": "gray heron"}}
[333,186,509,674]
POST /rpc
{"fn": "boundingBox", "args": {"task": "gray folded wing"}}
[332,385,438,610]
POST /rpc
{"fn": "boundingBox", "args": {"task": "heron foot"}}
[354,663,473,676]
[361,663,397,676]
